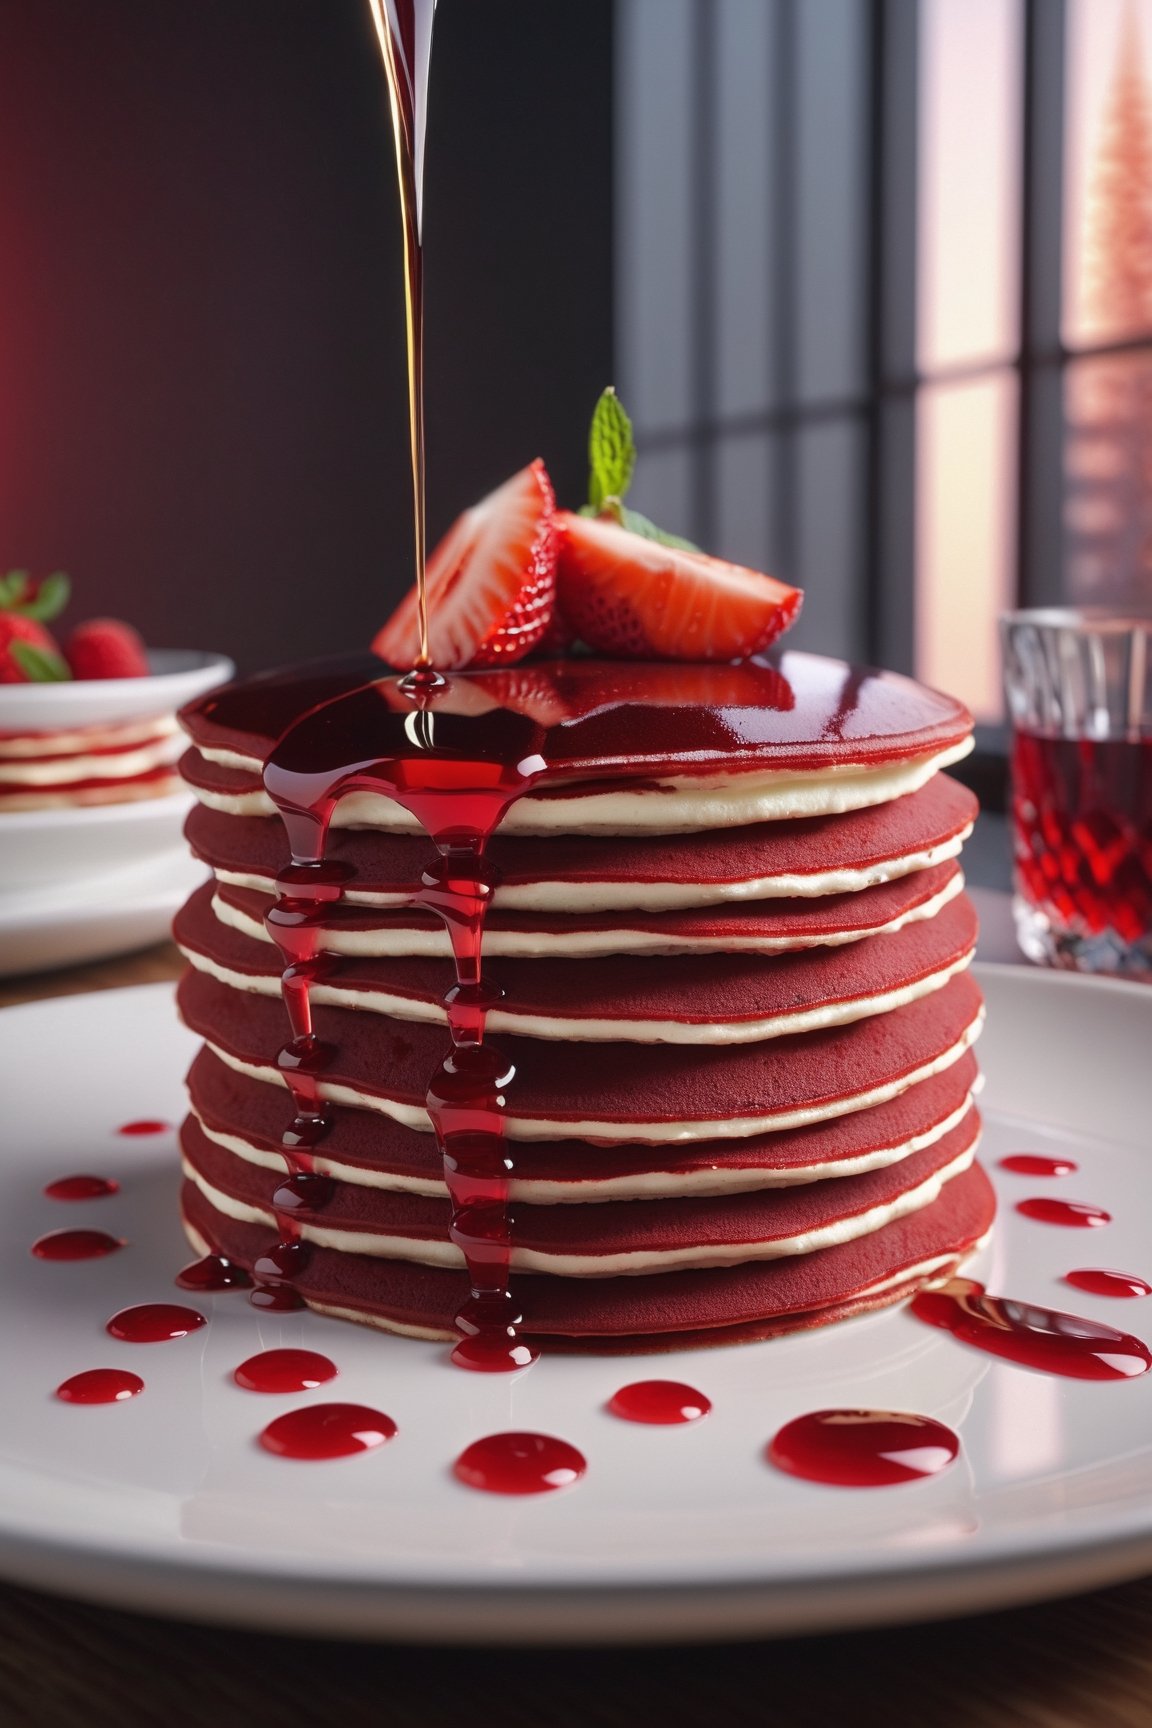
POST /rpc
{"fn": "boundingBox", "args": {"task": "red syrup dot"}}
[1065,1268,1152,1299]
[43,1174,120,1202]
[999,1154,1078,1177]
[767,1410,960,1487]
[1017,1197,1112,1228]
[106,1303,206,1343]
[116,1120,170,1136]
[31,1229,125,1262]
[175,1254,253,1292]
[55,1368,144,1405]
[258,1403,396,1459]
[451,1332,538,1373]
[234,1349,338,1393]
[249,1285,307,1312]
[911,1278,1151,1379]
[606,1381,712,1425]
[452,1432,587,1495]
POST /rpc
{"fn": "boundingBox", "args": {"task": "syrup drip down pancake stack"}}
[174,651,994,1352]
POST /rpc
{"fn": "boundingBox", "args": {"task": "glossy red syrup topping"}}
[452,1432,587,1495]
[175,1254,253,1292]
[911,1278,1150,1379]
[44,1174,120,1201]
[999,1154,1078,1177]
[233,1349,339,1393]
[258,1403,397,1459]
[1065,1268,1152,1299]
[261,682,551,1371]
[116,1120,170,1136]
[767,1409,960,1487]
[606,1381,712,1424]
[55,1368,144,1405]
[106,1303,207,1343]
[31,1229,125,1262]
[1017,1197,1112,1228]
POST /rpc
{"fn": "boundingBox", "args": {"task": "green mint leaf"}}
[621,507,700,552]
[11,640,71,681]
[587,387,636,512]
[19,571,71,622]
[0,570,30,610]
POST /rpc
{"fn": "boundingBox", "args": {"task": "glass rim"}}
[1000,606,1152,634]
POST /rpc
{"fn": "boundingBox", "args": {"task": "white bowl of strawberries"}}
[0,572,232,911]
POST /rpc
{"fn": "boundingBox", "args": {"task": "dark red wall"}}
[0,0,613,670]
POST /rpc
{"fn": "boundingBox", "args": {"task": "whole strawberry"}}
[66,618,149,680]
[0,570,71,681]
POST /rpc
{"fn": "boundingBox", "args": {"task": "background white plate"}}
[0,851,206,977]
[0,966,1150,1643]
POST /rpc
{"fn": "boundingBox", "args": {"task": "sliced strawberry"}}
[373,460,558,671]
[556,512,803,661]
[66,618,149,680]
[0,615,68,682]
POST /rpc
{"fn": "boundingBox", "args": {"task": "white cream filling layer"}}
[188,1085,979,1202]
[211,827,972,913]
[0,734,182,786]
[191,736,973,835]
[210,870,965,960]
[181,1139,976,1278]
[178,938,974,1045]
[0,714,179,759]
[194,1006,984,1143]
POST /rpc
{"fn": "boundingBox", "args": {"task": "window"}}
[614,0,1152,726]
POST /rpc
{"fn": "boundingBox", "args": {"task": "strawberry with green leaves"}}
[0,571,72,682]
[557,390,803,660]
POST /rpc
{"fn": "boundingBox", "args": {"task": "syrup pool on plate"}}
[105,1304,206,1343]
[1065,1268,1152,1299]
[766,1410,960,1487]
[258,1404,397,1460]
[452,1432,587,1495]
[234,1349,338,1393]
[1016,1198,1112,1228]
[607,1381,712,1424]
[43,1175,120,1201]
[998,1154,1078,1177]
[911,1279,1151,1379]
[55,1369,144,1405]
[31,1229,125,1262]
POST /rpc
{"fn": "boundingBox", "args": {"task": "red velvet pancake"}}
[175,883,977,1040]
[176,966,984,1136]
[187,1043,981,1197]
[180,651,973,781]
[184,774,977,906]
[180,1160,996,1344]
[180,1107,980,1271]
[209,861,963,955]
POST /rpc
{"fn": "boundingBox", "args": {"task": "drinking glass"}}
[1001,609,1152,975]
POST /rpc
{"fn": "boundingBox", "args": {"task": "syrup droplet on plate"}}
[175,1254,253,1292]
[55,1368,144,1405]
[606,1380,712,1425]
[31,1229,125,1262]
[116,1119,170,1136]
[1064,1268,1152,1299]
[43,1174,120,1201]
[999,1154,1078,1177]
[234,1349,339,1393]
[452,1432,587,1495]
[105,1303,207,1343]
[911,1278,1150,1379]
[450,1331,538,1373]
[1017,1197,1112,1228]
[258,1403,397,1459]
[766,1409,960,1487]
[249,1284,306,1313]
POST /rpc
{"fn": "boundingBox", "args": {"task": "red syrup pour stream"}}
[55,1368,144,1405]
[259,1404,397,1460]
[31,1230,125,1262]
[261,678,548,1371]
[234,1349,339,1393]
[998,1154,1078,1177]
[767,1410,960,1487]
[1065,1268,1152,1299]
[175,1254,253,1292]
[911,1278,1151,1379]
[453,1433,587,1495]
[1017,1197,1112,1228]
[44,1175,120,1201]
[607,1381,712,1424]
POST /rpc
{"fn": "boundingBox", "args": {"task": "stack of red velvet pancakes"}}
[173,651,994,1352]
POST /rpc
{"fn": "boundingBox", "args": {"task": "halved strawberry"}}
[556,512,803,660]
[373,460,558,671]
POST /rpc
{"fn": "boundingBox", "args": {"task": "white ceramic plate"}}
[0,850,206,977]
[0,649,233,732]
[0,792,199,895]
[0,965,1150,1643]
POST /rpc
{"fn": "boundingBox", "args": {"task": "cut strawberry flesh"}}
[557,512,803,661]
[373,460,558,672]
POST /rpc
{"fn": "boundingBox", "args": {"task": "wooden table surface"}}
[2,946,1152,1728]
